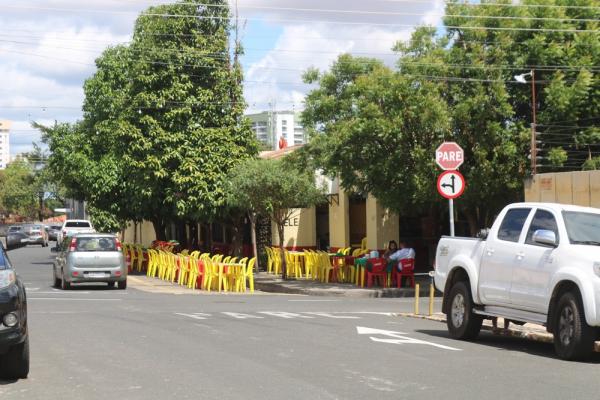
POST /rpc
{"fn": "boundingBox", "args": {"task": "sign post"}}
[435,143,465,236]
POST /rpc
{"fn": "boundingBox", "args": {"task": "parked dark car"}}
[5,227,28,251]
[47,225,62,242]
[0,242,29,379]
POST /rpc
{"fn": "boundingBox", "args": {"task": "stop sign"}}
[436,142,464,170]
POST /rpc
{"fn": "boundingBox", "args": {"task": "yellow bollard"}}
[414,283,420,315]
[429,283,435,316]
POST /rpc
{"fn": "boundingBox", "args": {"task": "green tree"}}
[0,161,38,219]
[41,0,257,243]
[226,158,324,278]
[301,54,450,216]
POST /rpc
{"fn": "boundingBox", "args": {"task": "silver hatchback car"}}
[51,234,127,290]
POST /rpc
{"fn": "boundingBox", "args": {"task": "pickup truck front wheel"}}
[447,281,482,340]
[553,292,595,360]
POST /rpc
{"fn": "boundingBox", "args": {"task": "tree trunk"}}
[176,220,188,249]
[464,209,479,237]
[278,223,287,280]
[230,218,243,257]
[189,222,199,250]
[133,222,138,244]
[152,218,166,241]
[249,214,259,271]
[206,223,213,253]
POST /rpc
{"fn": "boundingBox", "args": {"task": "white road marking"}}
[356,326,461,351]
[288,299,340,302]
[35,291,91,294]
[258,311,314,319]
[28,298,122,301]
[304,312,359,319]
[27,287,40,291]
[221,312,264,319]
[175,312,211,320]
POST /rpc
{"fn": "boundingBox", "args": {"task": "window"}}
[497,208,531,242]
[525,210,559,246]
[563,211,600,244]
[75,237,117,252]
[65,221,91,228]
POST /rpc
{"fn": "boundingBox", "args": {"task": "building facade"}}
[0,120,11,170]
[246,111,306,150]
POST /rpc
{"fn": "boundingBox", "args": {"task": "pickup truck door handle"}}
[516,252,525,260]
[486,249,495,256]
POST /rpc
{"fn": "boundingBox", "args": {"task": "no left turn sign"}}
[437,170,465,199]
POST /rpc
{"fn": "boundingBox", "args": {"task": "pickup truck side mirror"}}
[476,228,490,240]
[533,229,557,247]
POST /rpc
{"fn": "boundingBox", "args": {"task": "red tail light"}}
[72,271,79,277]
[69,238,77,252]
[115,238,122,252]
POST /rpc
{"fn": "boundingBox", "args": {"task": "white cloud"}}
[239,0,440,113]
[0,0,444,154]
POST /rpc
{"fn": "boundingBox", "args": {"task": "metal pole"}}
[449,199,455,237]
[429,281,435,316]
[531,69,537,175]
[414,283,420,315]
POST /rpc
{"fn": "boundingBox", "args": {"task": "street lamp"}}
[514,70,538,174]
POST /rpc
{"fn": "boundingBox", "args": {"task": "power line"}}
[112,0,600,11]
[3,38,599,74]
[4,2,600,23]
[0,4,599,33]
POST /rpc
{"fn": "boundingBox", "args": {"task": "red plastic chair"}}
[393,258,415,288]
[366,258,388,288]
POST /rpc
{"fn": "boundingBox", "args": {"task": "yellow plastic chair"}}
[271,247,282,275]
[265,247,274,274]
[319,251,334,283]
[237,257,256,293]
[146,249,158,277]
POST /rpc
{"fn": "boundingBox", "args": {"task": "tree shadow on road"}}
[415,329,600,363]
[0,379,18,385]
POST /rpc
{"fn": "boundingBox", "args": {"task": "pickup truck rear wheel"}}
[553,292,595,360]
[447,281,482,340]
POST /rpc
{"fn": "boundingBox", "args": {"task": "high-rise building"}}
[246,111,306,150]
[0,120,10,170]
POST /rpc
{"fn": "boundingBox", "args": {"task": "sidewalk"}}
[254,272,440,298]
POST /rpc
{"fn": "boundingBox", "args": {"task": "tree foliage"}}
[300,0,599,233]
[40,0,257,239]
[227,158,324,277]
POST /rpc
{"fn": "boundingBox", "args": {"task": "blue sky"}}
[0,0,441,156]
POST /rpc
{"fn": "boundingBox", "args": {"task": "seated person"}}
[388,241,415,272]
[383,240,398,259]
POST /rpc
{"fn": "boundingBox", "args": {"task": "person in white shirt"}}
[388,242,415,271]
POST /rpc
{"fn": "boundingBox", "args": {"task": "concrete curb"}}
[254,279,441,298]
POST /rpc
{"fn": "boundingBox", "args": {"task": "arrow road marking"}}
[356,326,461,351]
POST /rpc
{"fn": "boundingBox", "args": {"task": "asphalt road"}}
[1,246,600,399]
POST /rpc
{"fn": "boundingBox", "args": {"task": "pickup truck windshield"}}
[65,222,91,228]
[563,211,600,245]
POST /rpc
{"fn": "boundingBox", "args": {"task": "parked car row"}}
[6,224,49,250]
[0,241,29,379]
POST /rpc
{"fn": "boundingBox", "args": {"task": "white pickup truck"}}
[435,202,600,360]
[56,220,95,244]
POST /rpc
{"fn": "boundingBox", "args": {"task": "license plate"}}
[87,272,107,278]
[20,238,29,243]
